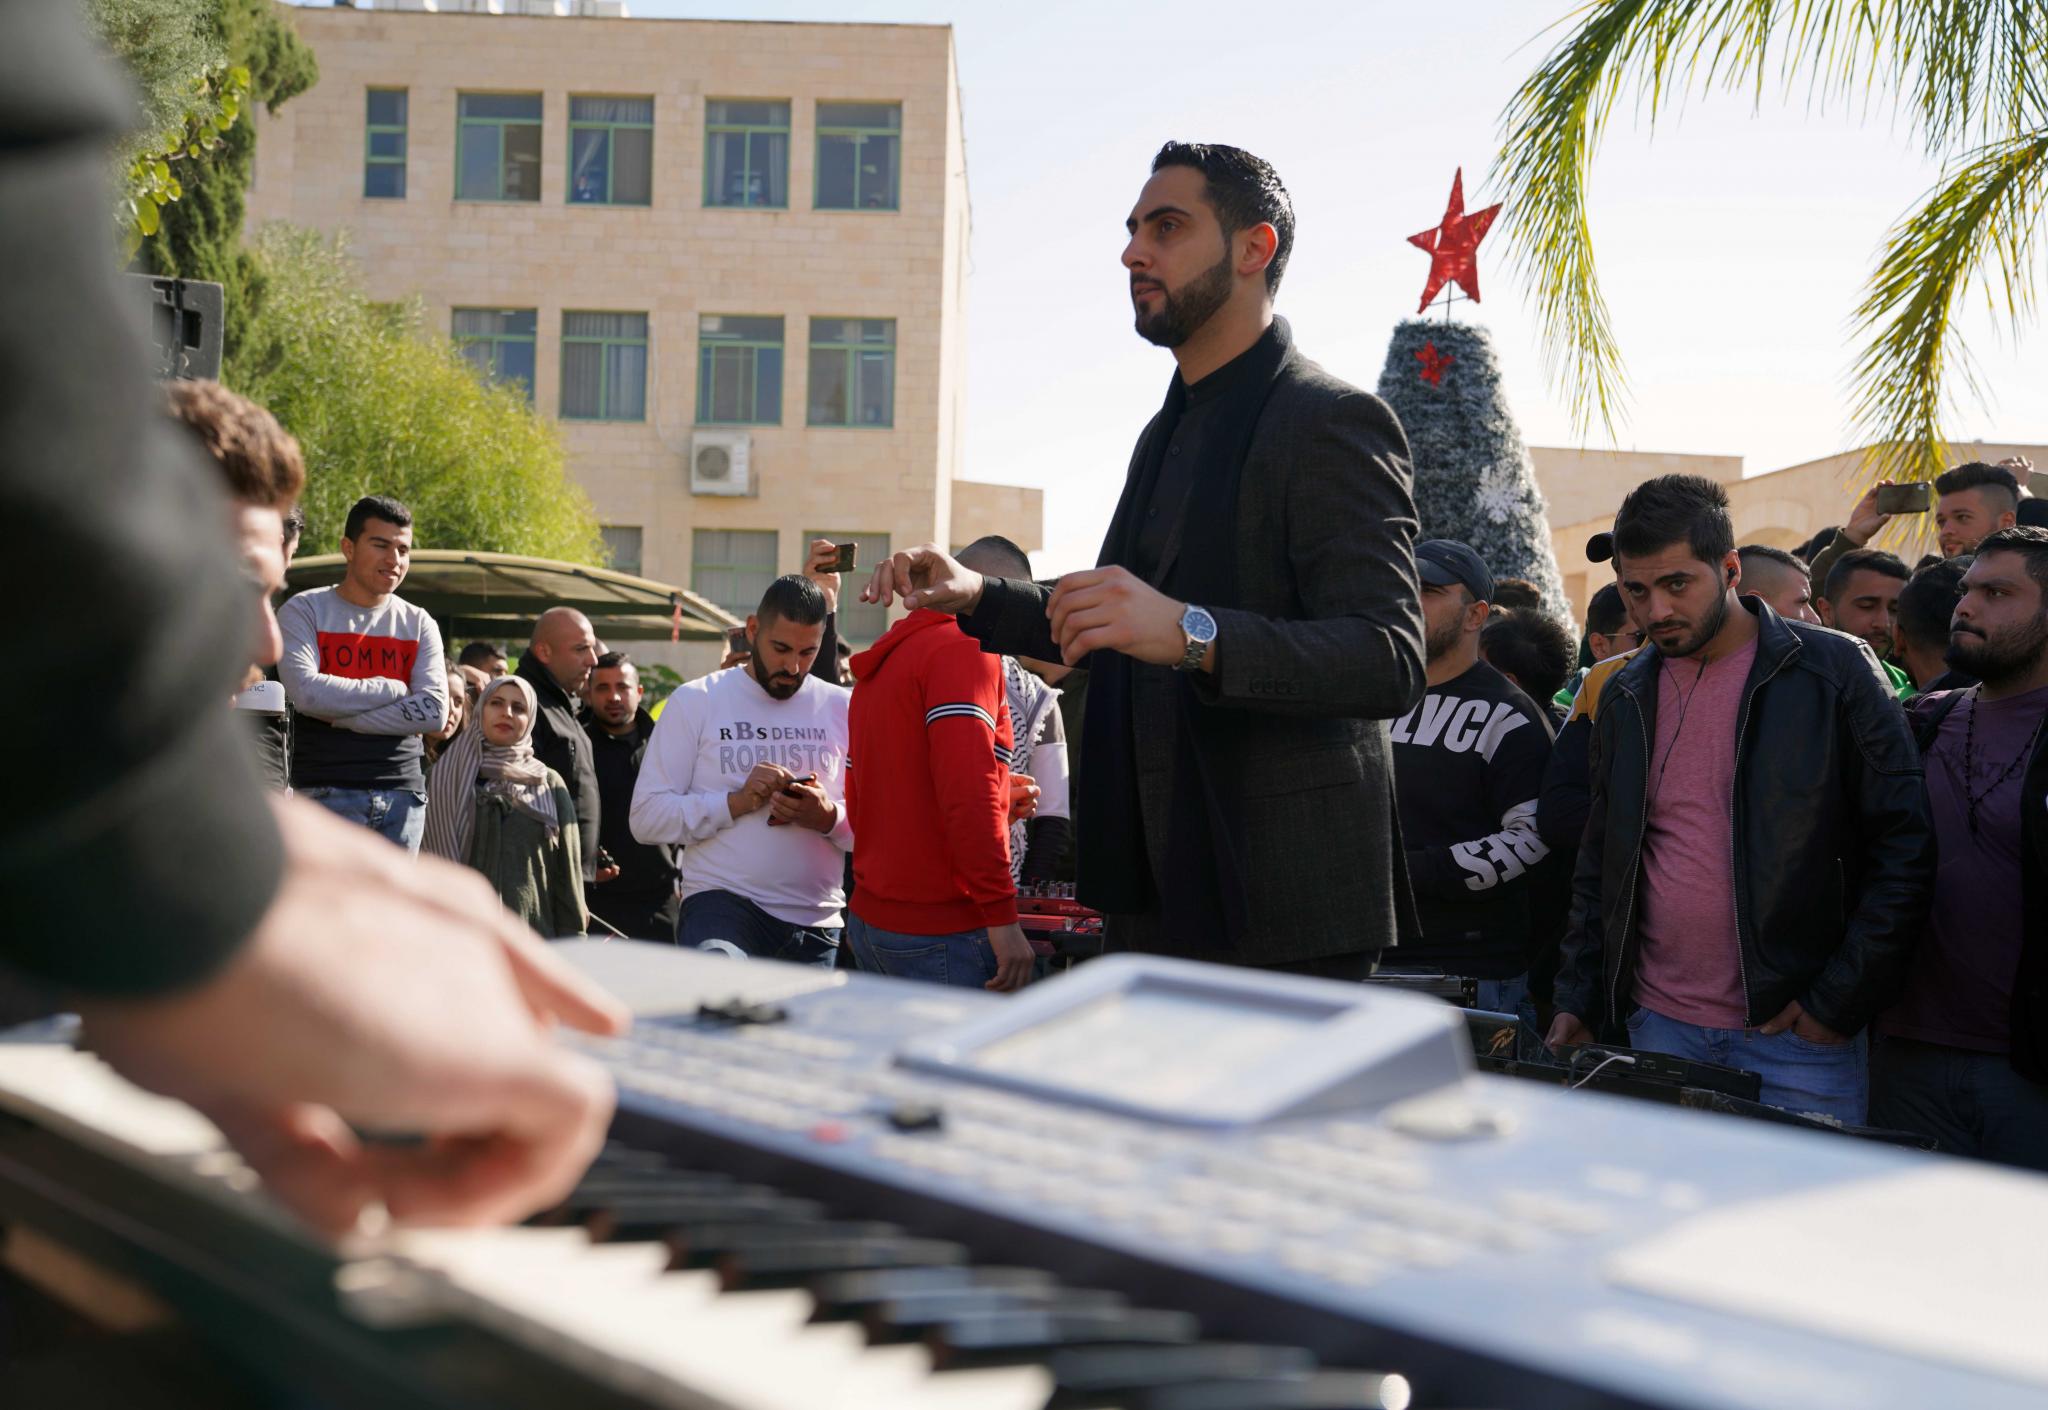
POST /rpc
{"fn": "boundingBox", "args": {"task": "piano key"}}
[810,1265,1062,1321]
[865,1286,1127,1344]
[582,1193,828,1241]
[718,1234,972,1289]
[928,1306,1203,1369]
[1040,1343,1320,1407]
[1125,1371,1413,1410]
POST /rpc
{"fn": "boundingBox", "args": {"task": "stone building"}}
[248,2,1041,663]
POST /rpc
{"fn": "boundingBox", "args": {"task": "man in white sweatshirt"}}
[630,575,852,965]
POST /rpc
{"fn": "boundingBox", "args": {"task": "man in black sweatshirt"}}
[1390,541,1555,1036]
[583,652,678,939]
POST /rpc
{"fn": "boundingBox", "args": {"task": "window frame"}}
[451,308,538,404]
[691,528,781,617]
[455,91,544,203]
[364,87,408,200]
[806,317,897,429]
[696,315,785,427]
[702,99,791,210]
[600,525,645,578]
[812,102,902,212]
[559,311,650,423]
[566,95,654,207]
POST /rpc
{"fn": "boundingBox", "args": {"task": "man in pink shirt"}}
[1547,476,1935,1124]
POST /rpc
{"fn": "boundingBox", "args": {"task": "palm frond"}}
[1494,0,2048,439]
[1850,123,2048,484]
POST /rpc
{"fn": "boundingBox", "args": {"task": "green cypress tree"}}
[143,0,317,366]
[1375,319,1571,623]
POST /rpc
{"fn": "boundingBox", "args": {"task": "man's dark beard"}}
[1424,612,1463,664]
[749,650,802,701]
[1657,589,1729,659]
[1947,613,2048,687]
[1133,244,1234,348]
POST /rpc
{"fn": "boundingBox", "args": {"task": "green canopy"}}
[283,549,739,645]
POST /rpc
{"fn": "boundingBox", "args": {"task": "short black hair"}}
[956,534,1033,579]
[1490,578,1543,613]
[457,640,506,669]
[1895,555,1971,651]
[1151,141,1295,293]
[344,494,412,541]
[1794,525,1840,564]
[755,573,829,629]
[1972,525,2048,598]
[1823,547,1910,603]
[1738,543,1807,577]
[1611,474,1735,568]
[593,650,632,672]
[1934,461,2021,510]
[1481,609,1575,706]
[282,502,307,547]
[1584,582,1628,637]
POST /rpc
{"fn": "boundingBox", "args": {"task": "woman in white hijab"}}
[424,674,587,937]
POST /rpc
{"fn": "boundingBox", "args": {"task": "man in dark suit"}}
[864,142,1425,974]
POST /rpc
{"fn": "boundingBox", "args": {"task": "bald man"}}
[1737,544,1821,625]
[515,607,603,880]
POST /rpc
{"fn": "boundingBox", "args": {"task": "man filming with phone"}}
[1807,460,2030,590]
[630,575,852,967]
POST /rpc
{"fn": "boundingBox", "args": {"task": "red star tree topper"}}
[1409,168,1501,316]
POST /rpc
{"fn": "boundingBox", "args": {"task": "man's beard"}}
[1654,590,1730,660]
[1133,245,1234,349]
[1947,614,2048,687]
[1424,613,1464,664]
[749,652,802,701]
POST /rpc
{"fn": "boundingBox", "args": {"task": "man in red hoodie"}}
[846,609,1034,991]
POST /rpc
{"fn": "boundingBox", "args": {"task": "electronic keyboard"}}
[2,943,2044,1410]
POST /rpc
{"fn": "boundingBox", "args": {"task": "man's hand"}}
[861,544,985,616]
[1047,567,1204,670]
[802,538,842,614]
[986,922,1034,993]
[1007,774,1040,824]
[767,776,836,832]
[1758,999,1849,1044]
[1842,481,1896,547]
[1545,1012,1592,1051]
[75,798,628,1237]
[728,762,794,819]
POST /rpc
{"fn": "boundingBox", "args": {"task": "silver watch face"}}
[1181,605,1218,643]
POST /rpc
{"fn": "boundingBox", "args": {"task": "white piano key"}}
[0,1045,225,1159]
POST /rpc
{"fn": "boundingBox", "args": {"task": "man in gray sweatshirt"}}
[278,495,448,853]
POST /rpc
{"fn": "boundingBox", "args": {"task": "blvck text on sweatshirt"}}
[629,666,853,929]
[277,587,448,791]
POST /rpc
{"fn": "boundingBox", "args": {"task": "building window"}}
[456,93,542,202]
[704,100,789,208]
[601,526,644,577]
[561,312,649,421]
[804,530,892,641]
[697,316,783,425]
[568,96,653,206]
[692,529,779,616]
[364,88,408,199]
[807,319,895,428]
[452,308,537,403]
[815,103,900,211]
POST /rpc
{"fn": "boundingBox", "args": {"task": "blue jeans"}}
[844,915,995,989]
[1476,973,1544,1061]
[676,890,838,969]
[1627,1005,1868,1126]
[1869,1034,2048,1172]
[298,787,426,855]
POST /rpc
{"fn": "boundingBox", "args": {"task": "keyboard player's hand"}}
[75,797,629,1237]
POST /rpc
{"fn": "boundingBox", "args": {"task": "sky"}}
[333,0,2048,573]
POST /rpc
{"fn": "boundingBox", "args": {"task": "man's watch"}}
[1174,604,1218,672]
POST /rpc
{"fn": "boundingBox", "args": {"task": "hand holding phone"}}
[831,543,858,574]
[1874,482,1932,516]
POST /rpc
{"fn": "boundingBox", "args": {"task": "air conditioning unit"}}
[690,430,754,497]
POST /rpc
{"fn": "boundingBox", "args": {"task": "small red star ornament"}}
[1409,168,1501,315]
[1415,341,1455,386]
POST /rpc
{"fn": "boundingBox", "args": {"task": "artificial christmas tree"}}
[1376,171,1571,623]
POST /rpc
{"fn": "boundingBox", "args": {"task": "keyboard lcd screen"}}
[965,985,1327,1110]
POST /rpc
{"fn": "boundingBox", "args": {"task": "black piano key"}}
[1128,1371,1412,1410]
[717,1235,970,1289]
[928,1307,1202,1369]
[1041,1343,1320,1407]
[590,1143,677,1171]
[809,1265,1061,1321]
[664,1219,903,1264]
[578,1193,827,1241]
[863,1287,1127,1344]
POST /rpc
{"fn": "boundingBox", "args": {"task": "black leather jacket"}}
[1553,600,1934,1036]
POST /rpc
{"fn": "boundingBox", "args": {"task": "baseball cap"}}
[1415,539,1495,603]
